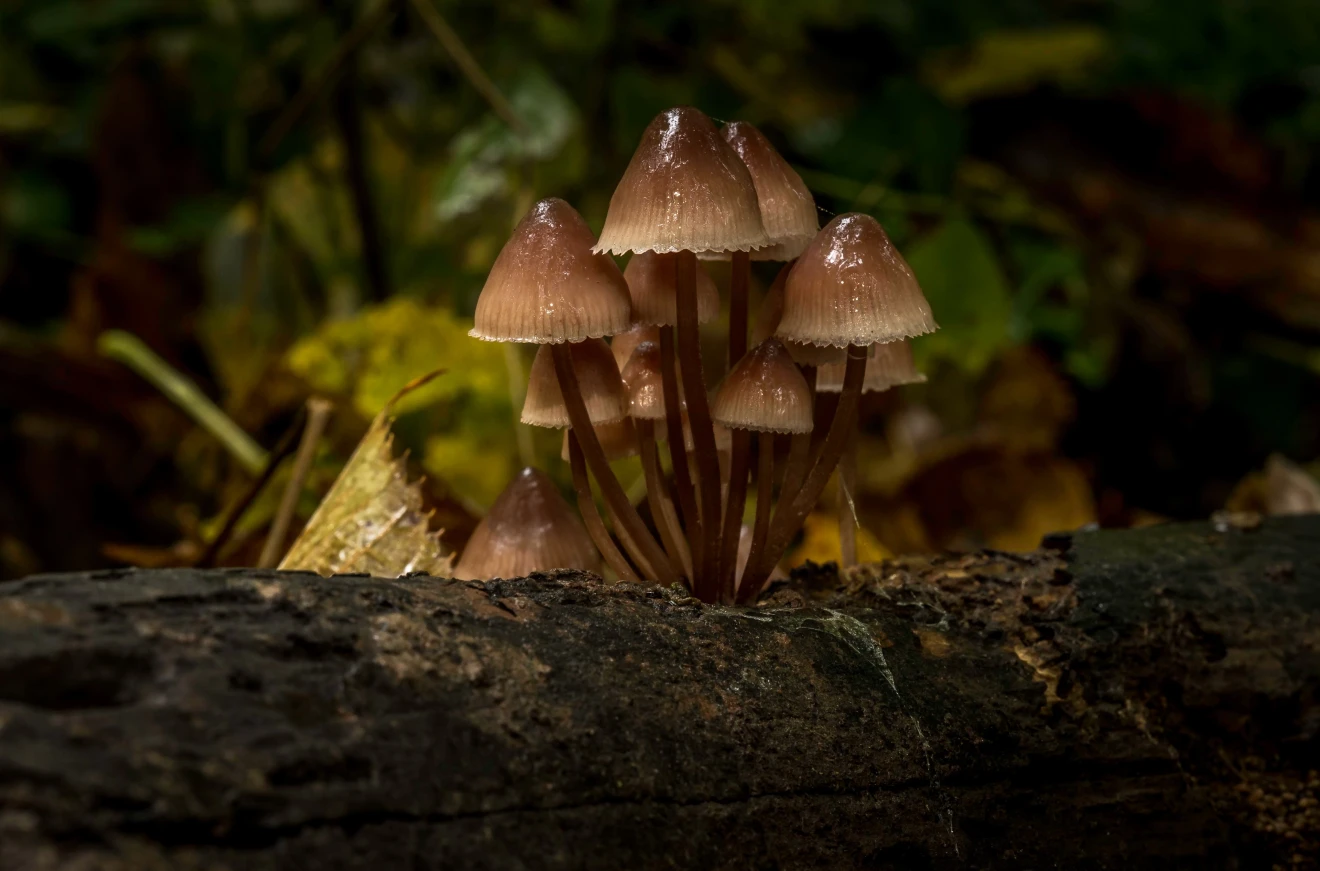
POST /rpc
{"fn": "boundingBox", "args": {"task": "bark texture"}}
[0,516,1318,870]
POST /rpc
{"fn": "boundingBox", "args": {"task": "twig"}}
[332,43,392,302]
[407,0,524,132]
[258,398,335,568]
[257,0,396,159]
[196,405,308,567]
[97,330,268,475]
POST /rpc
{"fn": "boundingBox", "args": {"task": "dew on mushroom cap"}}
[453,467,601,580]
[712,339,815,434]
[471,197,633,344]
[610,324,661,371]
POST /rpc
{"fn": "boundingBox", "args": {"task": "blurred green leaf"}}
[926,26,1111,104]
[907,217,1013,375]
[2,170,71,238]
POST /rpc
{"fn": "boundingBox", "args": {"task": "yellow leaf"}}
[787,511,892,568]
[280,372,453,577]
[926,26,1110,105]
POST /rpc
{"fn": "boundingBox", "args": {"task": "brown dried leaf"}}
[280,372,453,577]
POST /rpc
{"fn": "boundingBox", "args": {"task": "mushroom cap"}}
[714,122,818,262]
[621,340,685,420]
[453,467,601,580]
[610,324,661,371]
[752,262,845,366]
[594,107,769,255]
[471,198,633,344]
[560,417,640,462]
[816,338,927,394]
[776,213,937,348]
[712,338,814,434]
[623,251,720,326]
[522,339,628,428]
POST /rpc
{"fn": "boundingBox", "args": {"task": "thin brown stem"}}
[260,398,334,568]
[568,432,638,582]
[839,427,859,569]
[552,344,677,586]
[604,500,657,581]
[675,250,722,600]
[739,431,776,603]
[777,364,816,502]
[659,324,702,580]
[638,420,691,582]
[718,427,752,604]
[729,250,750,368]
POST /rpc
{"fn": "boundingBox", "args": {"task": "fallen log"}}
[0,516,1317,869]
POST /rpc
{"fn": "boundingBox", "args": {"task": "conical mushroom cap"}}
[752,263,845,365]
[722,122,818,261]
[454,467,601,580]
[610,324,661,371]
[522,339,627,428]
[561,418,640,462]
[622,340,684,420]
[472,198,633,344]
[594,107,769,255]
[776,214,937,348]
[712,338,814,433]
[624,251,720,326]
[816,339,927,394]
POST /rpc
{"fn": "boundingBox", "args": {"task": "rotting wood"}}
[0,516,1318,869]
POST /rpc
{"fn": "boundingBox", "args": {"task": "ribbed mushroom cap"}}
[594,107,769,255]
[622,340,683,420]
[560,418,640,462]
[623,251,720,326]
[752,263,845,366]
[722,122,818,261]
[816,338,927,394]
[472,198,633,344]
[454,467,601,580]
[712,338,814,434]
[522,339,627,428]
[776,213,937,348]
[610,324,661,371]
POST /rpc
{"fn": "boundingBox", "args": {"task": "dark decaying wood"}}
[1,516,1319,869]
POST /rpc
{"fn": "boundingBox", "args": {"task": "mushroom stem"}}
[746,345,866,593]
[739,431,776,604]
[659,325,702,571]
[776,364,816,502]
[675,249,724,600]
[553,344,677,586]
[729,250,750,368]
[604,498,658,582]
[839,427,858,568]
[567,432,639,582]
[638,419,691,582]
[718,427,752,604]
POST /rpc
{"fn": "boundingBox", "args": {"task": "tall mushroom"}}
[470,197,675,587]
[595,107,768,599]
[711,338,813,603]
[816,339,926,568]
[741,213,937,600]
[454,467,601,580]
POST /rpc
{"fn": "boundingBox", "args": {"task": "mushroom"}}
[711,338,813,602]
[454,467,601,581]
[741,214,938,598]
[610,324,661,372]
[470,198,675,587]
[595,107,769,600]
[623,251,720,328]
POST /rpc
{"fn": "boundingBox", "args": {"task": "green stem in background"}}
[260,397,335,568]
[503,343,535,467]
[98,330,268,475]
[408,0,525,133]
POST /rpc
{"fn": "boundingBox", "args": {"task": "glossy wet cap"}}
[594,107,769,255]
[712,338,814,433]
[472,198,633,343]
[623,251,720,326]
[776,214,937,348]
[752,263,845,365]
[560,417,640,462]
[522,339,628,428]
[622,340,684,420]
[816,338,926,394]
[722,122,818,261]
[610,324,661,371]
[454,467,601,580]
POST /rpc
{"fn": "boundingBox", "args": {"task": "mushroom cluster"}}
[460,106,938,603]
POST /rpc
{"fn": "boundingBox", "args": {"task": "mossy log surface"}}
[1,516,1319,870]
